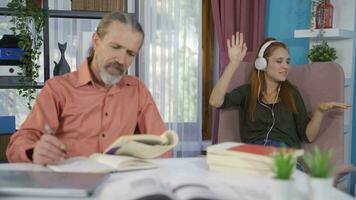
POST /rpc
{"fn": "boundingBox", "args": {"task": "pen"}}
[44,124,67,154]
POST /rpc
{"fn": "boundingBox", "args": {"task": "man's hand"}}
[33,134,67,165]
[317,102,351,113]
[227,32,247,66]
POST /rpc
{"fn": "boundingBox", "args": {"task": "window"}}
[138,0,202,156]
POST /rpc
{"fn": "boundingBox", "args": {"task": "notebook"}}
[0,170,108,197]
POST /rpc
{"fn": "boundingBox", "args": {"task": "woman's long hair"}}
[248,38,297,121]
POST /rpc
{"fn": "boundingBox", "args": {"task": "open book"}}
[48,130,179,173]
[105,130,179,159]
[106,174,238,200]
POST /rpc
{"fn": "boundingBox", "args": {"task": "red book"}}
[228,143,276,156]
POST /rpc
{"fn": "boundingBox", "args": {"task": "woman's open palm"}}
[317,102,351,113]
[227,32,247,64]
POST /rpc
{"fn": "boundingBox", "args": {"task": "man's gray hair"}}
[88,12,144,59]
[96,12,144,39]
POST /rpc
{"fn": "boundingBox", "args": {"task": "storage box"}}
[71,0,126,12]
[0,116,15,134]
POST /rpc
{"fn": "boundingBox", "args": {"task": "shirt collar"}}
[75,59,92,88]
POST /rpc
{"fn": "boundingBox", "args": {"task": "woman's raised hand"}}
[227,32,247,65]
[317,102,351,113]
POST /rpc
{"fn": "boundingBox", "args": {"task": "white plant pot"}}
[272,179,294,200]
[308,177,333,200]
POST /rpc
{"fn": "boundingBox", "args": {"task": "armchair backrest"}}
[217,62,345,163]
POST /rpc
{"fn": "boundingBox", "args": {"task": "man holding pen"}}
[6,12,166,165]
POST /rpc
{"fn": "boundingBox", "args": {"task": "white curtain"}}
[138,0,202,157]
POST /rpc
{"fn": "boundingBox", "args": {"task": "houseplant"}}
[308,41,337,62]
[303,147,334,200]
[7,0,44,109]
[271,149,297,200]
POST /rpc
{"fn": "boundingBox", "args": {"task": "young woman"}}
[210,32,350,148]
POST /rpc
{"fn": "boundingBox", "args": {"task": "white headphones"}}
[254,40,278,71]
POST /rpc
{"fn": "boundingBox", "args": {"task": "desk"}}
[0,157,353,200]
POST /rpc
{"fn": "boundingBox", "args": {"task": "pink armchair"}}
[216,62,354,186]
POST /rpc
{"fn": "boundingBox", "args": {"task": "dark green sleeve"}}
[292,87,311,143]
[219,84,249,109]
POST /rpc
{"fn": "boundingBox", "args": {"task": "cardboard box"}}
[71,0,126,12]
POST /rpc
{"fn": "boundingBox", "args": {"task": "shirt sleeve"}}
[6,79,63,162]
[219,84,248,109]
[136,81,166,136]
[292,87,311,143]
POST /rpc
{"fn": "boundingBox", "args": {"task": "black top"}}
[220,84,311,148]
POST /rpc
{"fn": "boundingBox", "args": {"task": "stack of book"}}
[207,142,304,176]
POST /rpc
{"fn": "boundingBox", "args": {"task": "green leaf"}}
[273,148,297,180]
[303,146,334,178]
[7,0,44,110]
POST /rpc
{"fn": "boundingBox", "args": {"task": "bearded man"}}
[7,12,166,165]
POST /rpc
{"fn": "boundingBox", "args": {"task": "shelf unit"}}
[294,0,356,193]
[294,28,353,39]
[0,4,108,88]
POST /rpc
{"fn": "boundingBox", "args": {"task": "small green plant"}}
[308,41,337,62]
[303,147,334,178]
[273,149,296,180]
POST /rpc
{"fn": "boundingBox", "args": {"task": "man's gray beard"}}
[99,70,122,86]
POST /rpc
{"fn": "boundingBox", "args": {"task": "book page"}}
[167,177,225,200]
[105,130,179,159]
[100,174,173,200]
[90,154,157,171]
[47,157,114,173]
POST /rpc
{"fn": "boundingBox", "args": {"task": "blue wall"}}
[265,0,310,65]
[266,0,356,195]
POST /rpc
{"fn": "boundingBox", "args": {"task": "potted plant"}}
[7,0,44,109]
[303,146,334,200]
[308,41,337,62]
[271,149,297,200]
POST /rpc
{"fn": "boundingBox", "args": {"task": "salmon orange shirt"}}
[6,60,166,162]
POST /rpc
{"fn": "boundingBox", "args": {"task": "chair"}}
[216,62,354,187]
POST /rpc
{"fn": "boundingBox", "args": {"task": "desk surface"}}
[0,157,353,200]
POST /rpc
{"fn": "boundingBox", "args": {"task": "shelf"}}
[48,10,107,19]
[294,28,354,39]
[0,84,44,89]
[0,76,44,89]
